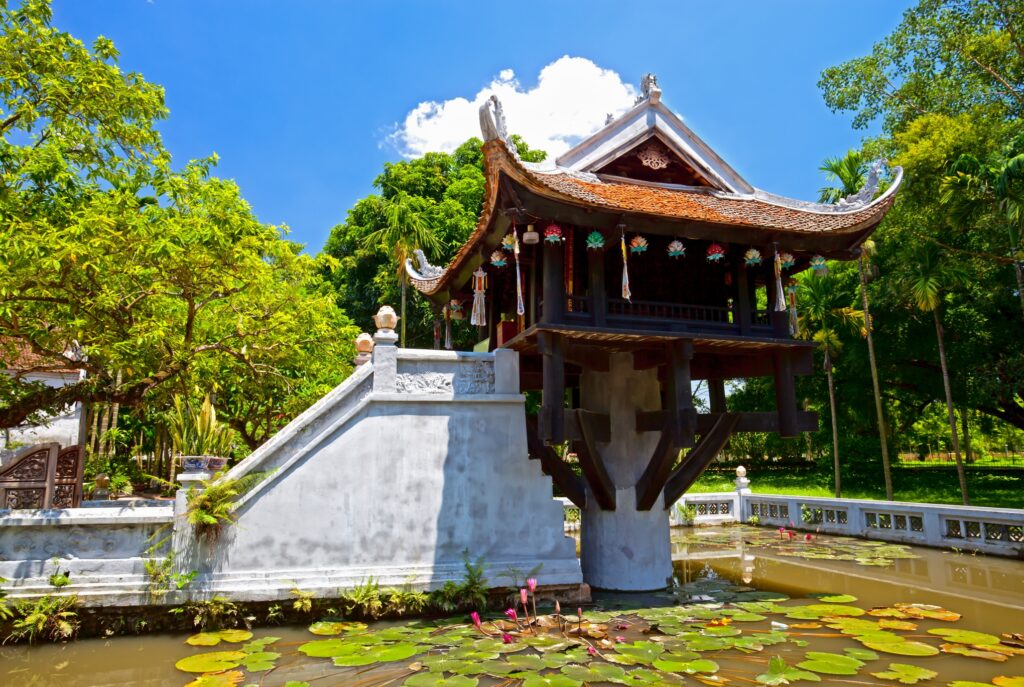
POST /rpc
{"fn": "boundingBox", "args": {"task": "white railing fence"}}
[558,468,1024,558]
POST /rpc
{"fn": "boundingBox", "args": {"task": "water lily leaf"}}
[404,674,479,687]
[796,651,865,675]
[844,648,879,661]
[813,594,858,604]
[175,651,247,673]
[940,643,1009,661]
[184,671,244,687]
[284,682,311,687]
[240,651,280,672]
[506,654,547,670]
[561,663,628,683]
[308,621,367,636]
[756,656,822,684]
[786,604,864,620]
[185,629,253,647]
[520,675,583,687]
[653,657,719,674]
[467,660,517,676]
[880,620,918,631]
[946,682,995,687]
[333,643,426,666]
[894,604,961,621]
[928,628,1001,646]
[614,641,666,664]
[297,639,347,658]
[791,623,822,630]
[871,663,938,685]
[420,655,477,673]
[862,640,939,657]
[993,678,1024,687]
[731,612,768,622]
[703,625,742,637]
[622,668,686,685]
[241,636,280,652]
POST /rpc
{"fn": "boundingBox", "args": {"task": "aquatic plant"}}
[47,557,71,588]
[5,594,79,643]
[290,588,316,614]
[429,552,488,614]
[171,595,240,631]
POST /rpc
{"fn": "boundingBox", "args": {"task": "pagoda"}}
[406,74,902,590]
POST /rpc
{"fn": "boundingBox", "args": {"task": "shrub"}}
[5,595,79,644]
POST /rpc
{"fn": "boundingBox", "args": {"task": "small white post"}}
[734,465,751,522]
[372,306,399,393]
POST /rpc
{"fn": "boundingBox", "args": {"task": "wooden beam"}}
[538,331,566,445]
[664,413,741,505]
[634,424,680,511]
[564,344,610,372]
[526,415,586,508]
[541,234,565,324]
[709,378,727,414]
[665,340,696,448]
[632,349,665,370]
[773,350,799,437]
[735,261,752,336]
[637,411,817,434]
[587,244,607,327]
[573,408,616,510]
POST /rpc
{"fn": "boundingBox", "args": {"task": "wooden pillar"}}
[541,238,565,324]
[773,350,798,437]
[709,378,727,414]
[539,331,565,445]
[587,244,607,327]
[666,340,695,448]
[735,262,751,335]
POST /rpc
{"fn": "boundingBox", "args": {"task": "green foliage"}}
[339,577,384,619]
[0,577,10,621]
[429,552,488,614]
[5,595,79,643]
[144,551,197,594]
[47,558,70,588]
[170,595,239,631]
[290,588,316,614]
[184,471,268,542]
[169,395,236,458]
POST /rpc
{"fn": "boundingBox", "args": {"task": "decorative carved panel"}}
[5,488,45,509]
[0,450,48,481]
[51,484,76,509]
[0,443,84,509]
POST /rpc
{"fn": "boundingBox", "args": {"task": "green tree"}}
[797,275,866,497]
[899,245,970,504]
[817,150,868,203]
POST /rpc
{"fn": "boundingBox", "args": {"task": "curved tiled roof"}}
[409,140,901,298]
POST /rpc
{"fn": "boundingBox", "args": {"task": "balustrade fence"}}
[558,487,1024,558]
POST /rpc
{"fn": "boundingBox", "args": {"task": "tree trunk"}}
[826,354,841,498]
[961,407,973,464]
[859,256,893,500]
[96,402,111,458]
[933,309,969,505]
[88,402,101,457]
[400,277,407,348]
[1014,259,1024,320]
[105,369,123,458]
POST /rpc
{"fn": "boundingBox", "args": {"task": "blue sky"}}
[53,1,914,252]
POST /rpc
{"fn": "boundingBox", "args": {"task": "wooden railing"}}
[0,443,84,509]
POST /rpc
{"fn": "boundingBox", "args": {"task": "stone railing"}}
[559,467,1024,558]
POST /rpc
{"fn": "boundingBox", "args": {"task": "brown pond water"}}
[2,525,1023,687]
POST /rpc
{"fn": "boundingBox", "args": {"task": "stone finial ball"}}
[95,473,111,489]
[735,465,747,478]
[373,305,399,331]
[355,332,374,353]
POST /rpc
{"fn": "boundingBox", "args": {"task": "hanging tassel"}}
[787,282,799,336]
[513,227,525,316]
[621,230,631,301]
[773,246,786,312]
[470,267,487,326]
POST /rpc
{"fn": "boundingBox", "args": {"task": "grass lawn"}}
[690,468,1022,509]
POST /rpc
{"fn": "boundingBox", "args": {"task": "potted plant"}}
[169,395,236,473]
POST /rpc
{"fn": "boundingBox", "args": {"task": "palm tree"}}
[818,150,867,203]
[366,192,440,347]
[819,151,894,500]
[901,245,969,505]
[797,275,865,498]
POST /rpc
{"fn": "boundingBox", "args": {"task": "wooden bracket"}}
[526,415,586,509]
[663,413,741,506]
[572,408,616,511]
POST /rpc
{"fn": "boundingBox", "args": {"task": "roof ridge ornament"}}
[405,248,446,282]
[635,73,661,105]
[836,159,886,209]
[479,95,520,160]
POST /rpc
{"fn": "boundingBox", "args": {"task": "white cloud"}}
[387,56,638,160]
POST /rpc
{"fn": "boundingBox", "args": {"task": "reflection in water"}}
[3,524,1024,686]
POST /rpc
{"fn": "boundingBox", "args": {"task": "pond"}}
[3,525,1023,687]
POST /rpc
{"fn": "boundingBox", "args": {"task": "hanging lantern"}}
[544,223,563,243]
[743,248,762,267]
[449,299,464,320]
[706,243,726,263]
[629,235,648,254]
[522,223,540,245]
[501,234,516,252]
[667,239,686,258]
[779,252,796,269]
[470,267,487,327]
[586,230,605,250]
[810,255,828,276]
[490,250,507,268]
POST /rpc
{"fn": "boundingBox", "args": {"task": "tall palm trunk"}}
[1014,260,1024,320]
[859,256,893,500]
[400,277,407,348]
[825,352,841,498]
[933,309,969,505]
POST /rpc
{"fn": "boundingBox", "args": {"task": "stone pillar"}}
[372,306,399,393]
[579,352,672,591]
[354,332,374,367]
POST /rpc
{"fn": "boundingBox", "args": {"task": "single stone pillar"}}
[579,352,673,591]
[172,469,211,576]
[372,306,399,393]
[353,332,374,367]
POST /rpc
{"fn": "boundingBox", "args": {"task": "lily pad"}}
[813,594,858,603]
[613,640,665,665]
[756,656,822,685]
[183,672,244,687]
[652,657,719,674]
[185,629,253,646]
[871,663,939,685]
[308,620,367,636]
[561,663,628,683]
[240,651,280,672]
[928,628,1001,646]
[404,675,479,687]
[940,643,1010,661]
[174,650,247,673]
[332,643,425,666]
[796,651,865,676]
[862,640,940,657]
[993,679,1024,687]
[520,675,583,687]
[786,604,864,620]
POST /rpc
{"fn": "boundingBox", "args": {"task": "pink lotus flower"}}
[527,578,537,593]
[587,646,598,656]
[805,533,812,541]
[555,601,561,615]
[505,608,518,622]
[787,531,794,540]
[615,635,625,643]
[470,611,481,630]
[520,588,528,605]
[502,633,513,644]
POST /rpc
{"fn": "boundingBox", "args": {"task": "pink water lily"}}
[505,608,518,622]
[520,588,528,605]
[615,635,625,643]
[470,611,481,630]
[587,645,598,656]
[527,578,537,593]
[502,632,513,644]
